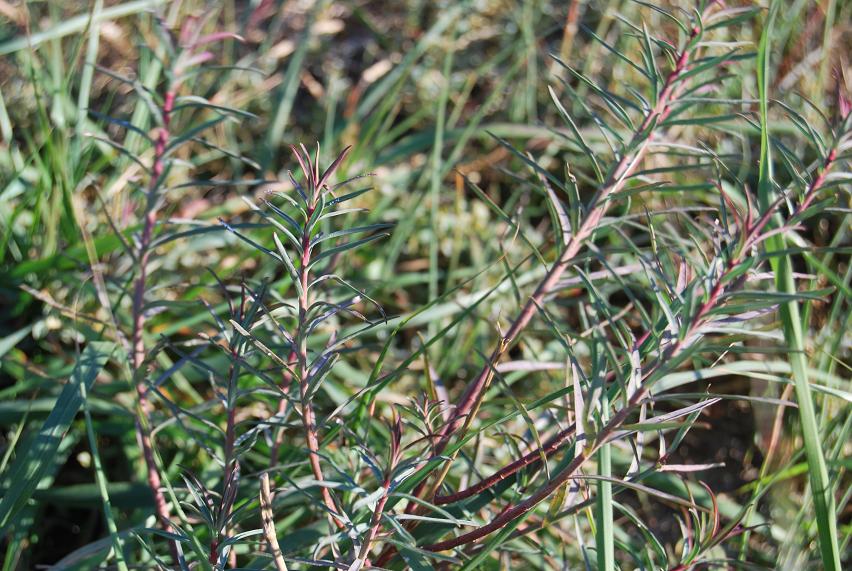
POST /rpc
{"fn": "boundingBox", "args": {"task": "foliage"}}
[0,1,849,570]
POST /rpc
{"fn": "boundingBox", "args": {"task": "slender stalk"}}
[216,350,240,567]
[396,30,709,530]
[259,473,289,571]
[357,486,389,564]
[756,5,841,567]
[270,349,297,467]
[433,26,700,457]
[130,85,177,558]
[434,424,575,504]
[367,29,713,568]
[295,155,344,530]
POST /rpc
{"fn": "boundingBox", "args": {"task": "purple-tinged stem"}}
[420,124,843,554]
[130,88,177,559]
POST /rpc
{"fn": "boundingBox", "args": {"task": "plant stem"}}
[756,6,841,565]
[298,198,344,529]
[434,424,575,504]
[270,349,297,467]
[219,357,239,567]
[357,484,389,564]
[434,28,699,455]
[259,473,289,571]
[415,28,704,521]
[371,24,711,567]
[421,128,842,553]
[130,86,177,559]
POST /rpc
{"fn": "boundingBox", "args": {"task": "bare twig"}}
[260,473,289,571]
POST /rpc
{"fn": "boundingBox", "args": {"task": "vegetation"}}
[0,1,849,569]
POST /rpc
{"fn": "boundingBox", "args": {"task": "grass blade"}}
[595,394,615,571]
[0,342,114,531]
[755,4,840,569]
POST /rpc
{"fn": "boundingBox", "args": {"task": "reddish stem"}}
[432,24,700,458]
[270,349,298,466]
[420,126,842,554]
[396,11,846,556]
[434,424,576,505]
[375,26,706,566]
[357,481,390,563]
[131,88,178,559]
[298,198,345,529]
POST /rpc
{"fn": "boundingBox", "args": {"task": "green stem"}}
[81,368,129,571]
[756,4,840,568]
[595,393,614,571]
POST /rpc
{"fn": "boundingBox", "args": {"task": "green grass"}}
[756,3,840,568]
[0,1,849,569]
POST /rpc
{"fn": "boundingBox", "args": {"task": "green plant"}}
[0,1,849,570]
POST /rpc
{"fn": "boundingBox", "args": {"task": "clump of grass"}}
[0,2,849,570]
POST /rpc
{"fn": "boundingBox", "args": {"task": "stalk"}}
[130,83,177,558]
[259,473,289,571]
[295,148,345,529]
[433,27,700,456]
[373,20,712,565]
[756,4,840,568]
[433,424,576,504]
[270,348,297,467]
[357,486,390,565]
[405,22,706,520]
[421,109,844,555]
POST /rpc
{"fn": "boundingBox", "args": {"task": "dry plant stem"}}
[421,131,840,553]
[260,473,289,571]
[298,200,345,530]
[130,89,177,556]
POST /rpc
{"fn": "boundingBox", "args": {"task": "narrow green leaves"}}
[273,232,303,298]
[755,5,841,569]
[0,342,114,531]
[308,233,390,269]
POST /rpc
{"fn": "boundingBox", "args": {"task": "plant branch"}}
[270,348,298,467]
[434,423,576,505]
[432,25,702,458]
[421,122,843,553]
[369,25,712,568]
[260,473,289,571]
[130,83,177,558]
[295,147,346,530]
